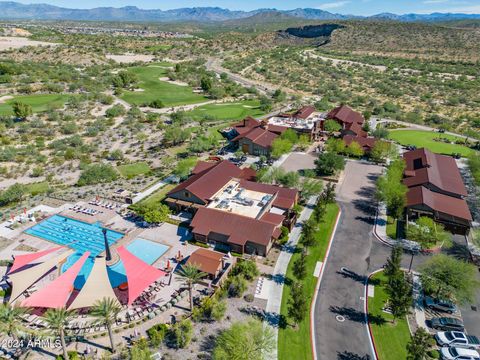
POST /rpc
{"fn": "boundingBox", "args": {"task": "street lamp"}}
[102,228,112,261]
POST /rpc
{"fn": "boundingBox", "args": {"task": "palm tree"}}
[0,303,30,339]
[43,308,75,360]
[90,297,121,353]
[178,264,207,311]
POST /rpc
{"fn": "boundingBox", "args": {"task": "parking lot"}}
[280,152,317,173]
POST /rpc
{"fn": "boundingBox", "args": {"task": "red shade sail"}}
[8,246,64,274]
[22,252,90,309]
[116,246,166,306]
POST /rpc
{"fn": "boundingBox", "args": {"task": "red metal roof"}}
[344,122,367,137]
[22,252,90,309]
[191,160,218,175]
[403,148,467,197]
[232,126,279,149]
[190,207,279,247]
[293,106,315,119]
[186,248,224,275]
[407,186,472,221]
[343,135,376,150]
[327,105,365,125]
[117,246,166,306]
[232,117,262,135]
[9,246,64,274]
[260,212,285,226]
[168,160,254,203]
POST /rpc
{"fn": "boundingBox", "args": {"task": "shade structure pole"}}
[103,228,112,261]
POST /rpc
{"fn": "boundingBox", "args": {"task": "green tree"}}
[372,127,390,139]
[345,141,364,158]
[299,178,323,200]
[90,297,121,353]
[376,159,407,219]
[192,296,226,322]
[231,260,259,281]
[288,283,308,326]
[143,204,170,224]
[213,319,275,360]
[407,328,434,360]
[0,183,26,206]
[200,77,213,92]
[77,163,119,186]
[300,219,317,249]
[323,119,342,133]
[271,138,293,159]
[370,140,396,163]
[12,101,32,120]
[0,304,29,339]
[385,271,412,324]
[384,246,402,279]
[167,319,193,349]
[163,127,189,146]
[420,254,480,304]
[43,308,75,360]
[325,138,346,154]
[178,264,207,311]
[293,252,307,280]
[315,152,345,176]
[281,129,298,144]
[406,217,452,249]
[173,157,197,179]
[259,96,273,112]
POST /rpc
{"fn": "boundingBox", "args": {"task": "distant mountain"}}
[0,1,479,23]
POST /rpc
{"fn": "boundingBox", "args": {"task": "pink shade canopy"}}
[8,246,64,274]
[22,252,90,309]
[116,246,166,305]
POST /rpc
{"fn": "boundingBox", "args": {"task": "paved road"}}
[313,160,480,359]
[314,161,383,360]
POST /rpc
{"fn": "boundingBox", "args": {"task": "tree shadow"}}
[336,270,367,284]
[337,351,372,360]
[329,306,386,326]
[199,332,217,353]
[444,241,471,261]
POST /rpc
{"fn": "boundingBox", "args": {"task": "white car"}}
[436,331,480,349]
[440,347,480,360]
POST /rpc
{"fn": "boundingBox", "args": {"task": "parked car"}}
[431,317,465,332]
[425,296,457,313]
[440,347,480,360]
[436,331,480,349]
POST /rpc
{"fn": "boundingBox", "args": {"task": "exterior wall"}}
[167,190,205,206]
[245,241,268,257]
[191,231,272,256]
[406,205,470,235]
[238,138,270,156]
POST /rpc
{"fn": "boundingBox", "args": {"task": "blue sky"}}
[12,0,480,15]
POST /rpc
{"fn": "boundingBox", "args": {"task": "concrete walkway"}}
[130,175,176,204]
[265,195,318,360]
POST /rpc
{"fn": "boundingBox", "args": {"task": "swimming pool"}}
[25,216,168,289]
[25,215,124,257]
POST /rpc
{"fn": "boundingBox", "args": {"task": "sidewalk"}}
[373,204,420,252]
[264,195,318,360]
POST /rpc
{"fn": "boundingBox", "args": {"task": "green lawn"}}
[120,64,208,107]
[386,216,397,239]
[388,130,475,157]
[368,272,411,360]
[184,99,266,122]
[130,183,175,212]
[278,203,340,360]
[25,181,50,196]
[117,162,151,179]
[0,94,72,115]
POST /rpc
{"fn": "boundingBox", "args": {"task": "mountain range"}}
[1,1,480,23]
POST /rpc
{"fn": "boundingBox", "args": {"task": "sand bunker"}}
[105,54,155,63]
[0,95,13,104]
[159,77,188,86]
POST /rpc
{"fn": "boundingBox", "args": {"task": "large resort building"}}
[403,148,472,234]
[165,159,298,256]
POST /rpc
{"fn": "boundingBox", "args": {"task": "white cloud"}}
[317,1,350,10]
[436,4,480,13]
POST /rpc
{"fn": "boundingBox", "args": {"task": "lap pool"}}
[25,216,169,288]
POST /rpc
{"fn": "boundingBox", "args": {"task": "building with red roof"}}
[166,160,298,256]
[327,105,365,127]
[403,148,472,234]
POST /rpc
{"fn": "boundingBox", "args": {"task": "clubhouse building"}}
[165,160,298,256]
[403,148,472,234]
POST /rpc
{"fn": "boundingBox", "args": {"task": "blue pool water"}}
[25,217,169,289]
[25,215,124,257]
